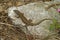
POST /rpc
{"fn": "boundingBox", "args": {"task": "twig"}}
[0,22,14,26]
[45,3,60,10]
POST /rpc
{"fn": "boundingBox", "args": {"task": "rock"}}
[7,1,60,40]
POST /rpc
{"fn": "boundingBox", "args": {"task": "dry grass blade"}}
[0,22,14,26]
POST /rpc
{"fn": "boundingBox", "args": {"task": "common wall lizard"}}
[14,10,52,26]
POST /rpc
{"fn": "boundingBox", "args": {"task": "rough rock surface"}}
[8,1,60,40]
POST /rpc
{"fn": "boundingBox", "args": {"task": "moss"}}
[49,19,60,31]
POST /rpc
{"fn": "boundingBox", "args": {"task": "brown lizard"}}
[14,10,52,26]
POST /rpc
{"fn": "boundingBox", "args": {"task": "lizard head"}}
[13,10,23,17]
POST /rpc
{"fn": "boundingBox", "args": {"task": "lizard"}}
[14,10,52,26]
